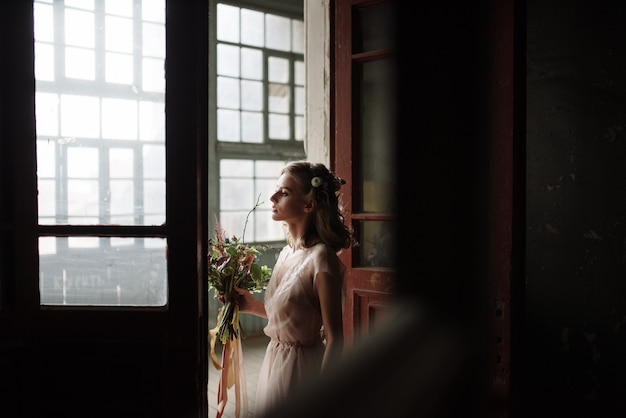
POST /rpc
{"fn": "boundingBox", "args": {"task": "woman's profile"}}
[229,160,355,416]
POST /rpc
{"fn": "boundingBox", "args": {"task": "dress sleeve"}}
[311,244,345,287]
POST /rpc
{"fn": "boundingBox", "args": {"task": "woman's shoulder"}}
[308,243,344,279]
[308,243,342,265]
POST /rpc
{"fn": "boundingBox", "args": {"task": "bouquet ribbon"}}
[210,304,248,418]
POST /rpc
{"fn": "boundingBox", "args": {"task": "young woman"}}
[233,160,355,416]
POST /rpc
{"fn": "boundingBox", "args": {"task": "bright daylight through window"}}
[34,0,167,306]
[213,2,305,244]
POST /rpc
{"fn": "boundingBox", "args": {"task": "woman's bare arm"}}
[316,271,344,371]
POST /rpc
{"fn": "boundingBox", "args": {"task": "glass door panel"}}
[34,0,167,306]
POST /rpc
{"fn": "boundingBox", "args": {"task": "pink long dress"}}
[254,243,344,416]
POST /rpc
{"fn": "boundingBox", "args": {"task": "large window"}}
[209,1,305,244]
[34,0,167,306]
[31,0,304,308]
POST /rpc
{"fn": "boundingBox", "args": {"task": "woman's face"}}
[269,172,310,223]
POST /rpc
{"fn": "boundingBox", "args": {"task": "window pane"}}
[241,9,264,47]
[140,100,165,141]
[110,149,135,223]
[359,58,396,214]
[68,179,100,223]
[292,19,304,54]
[268,113,289,140]
[110,180,134,221]
[37,140,56,178]
[295,115,304,141]
[34,3,54,42]
[65,9,95,47]
[35,0,166,228]
[217,76,240,109]
[268,83,289,113]
[102,98,138,139]
[241,80,263,111]
[217,3,240,43]
[105,52,134,84]
[268,56,289,83]
[142,57,165,92]
[65,47,96,80]
[143,180,165,223]
[241,47,263,80]
[217,109,240,142]
[39,237,167,306]
[358,221,397,268]
[217,44,240,77]
[294,60,304,86]
[105,16,133,53]
[142,1,165,23]
[60,94,100,138]
[265,14,290,51]
[220,179,254,210]
[68,147,98,177]
[35,43,55,81]
[218,159,286,243]
[142,23,165,57]
[67,147,100,224]
[143,144,165,177]
[241,112,263,143]
[110,148,133,177]
[35,92,59,136]
[38,180,56,218]
[294,86,304,115]
[353,2,395,54]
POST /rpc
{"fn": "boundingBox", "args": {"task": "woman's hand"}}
[230,286,267,318]
[217,286,266,318]
[231,286,252,312]
[217,286,247,304]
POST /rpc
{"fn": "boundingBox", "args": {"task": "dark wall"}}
[526,1,626,415]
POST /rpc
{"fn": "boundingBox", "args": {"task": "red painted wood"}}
[332,0,396,348]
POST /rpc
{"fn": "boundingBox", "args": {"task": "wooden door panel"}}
[0,1,209,416]
[333,0,397,348]
[353,287,393,337]
[343,267,395,344]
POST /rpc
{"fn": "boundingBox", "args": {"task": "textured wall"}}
[526,1,626,415]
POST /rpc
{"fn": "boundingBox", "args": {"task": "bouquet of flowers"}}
[208,221,272,346]
[208,203,272,418]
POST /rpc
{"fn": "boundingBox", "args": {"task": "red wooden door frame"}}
[330,1,523,415]
[331,0,397,348]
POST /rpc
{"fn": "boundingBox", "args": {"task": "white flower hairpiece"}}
[311,176,323,188]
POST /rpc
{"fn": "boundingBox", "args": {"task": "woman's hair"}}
[281,160,356,252]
